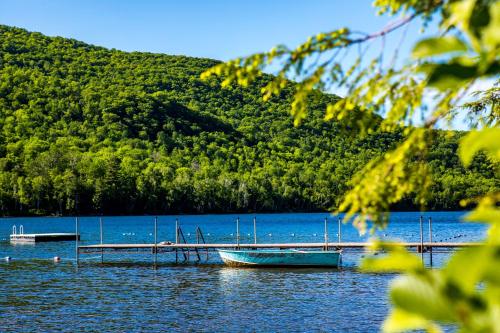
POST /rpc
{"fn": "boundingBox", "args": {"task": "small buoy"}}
[247,233,251,236]
[187,233,191,236]
[5,256,11,262]
[291,233,295,237]
[53,256,61,262]
[268,233,272,237]
[149,233,152,236]
[313,233,317,237]
[230,233,233,236]
[207,233,210,236]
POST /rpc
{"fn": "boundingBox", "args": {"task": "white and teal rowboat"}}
[217,249,341,267]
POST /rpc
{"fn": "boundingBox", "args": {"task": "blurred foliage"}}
[201,0,500,331]
[0,24,496,216]
[362,194,500,332]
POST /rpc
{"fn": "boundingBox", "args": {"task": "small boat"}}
[217,249,341,267]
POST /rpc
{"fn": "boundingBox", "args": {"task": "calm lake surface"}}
[0,212,486,332]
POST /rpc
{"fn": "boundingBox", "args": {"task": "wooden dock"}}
[70,216,479,266]
[78,241,477,253]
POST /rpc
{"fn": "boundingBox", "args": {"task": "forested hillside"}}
[0,25,497,215]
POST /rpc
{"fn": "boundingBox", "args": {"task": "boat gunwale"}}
[217,249,342,254]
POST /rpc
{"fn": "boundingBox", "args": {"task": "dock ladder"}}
[175,225,209,263]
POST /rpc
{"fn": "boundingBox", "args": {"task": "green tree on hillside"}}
[1,23,496,216]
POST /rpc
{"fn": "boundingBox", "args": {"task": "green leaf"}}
[483,1,500,50]
[459,127,500,167]
[390,274,456,322]
[465,207,500,225]
[382,308,442,333]
[444,247,493,292]
[361,242,423,273]
[425,62,477,90]
[412,36,467,59]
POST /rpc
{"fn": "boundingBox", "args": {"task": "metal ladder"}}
[175,225,209,263]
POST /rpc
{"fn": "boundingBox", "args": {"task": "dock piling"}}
[338,217,341,244]
[429,217,433,267]
[253,217,257,244]
[75,217,79,266]
[324,217,328,251]
[236,217,240,248]
[154,216,158,267]
[99,217,103,263]
[419,215,424,261]
[175,218,179,263]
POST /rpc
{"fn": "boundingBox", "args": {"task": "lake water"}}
[0,212,486,332]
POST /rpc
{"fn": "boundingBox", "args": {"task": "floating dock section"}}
[11,233,80,243]
[10,225,79,243]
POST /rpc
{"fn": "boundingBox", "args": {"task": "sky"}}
[0,0,428,61]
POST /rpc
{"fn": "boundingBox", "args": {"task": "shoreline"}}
[0,209,471,219]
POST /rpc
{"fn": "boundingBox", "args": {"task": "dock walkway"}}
[78,241,477,253]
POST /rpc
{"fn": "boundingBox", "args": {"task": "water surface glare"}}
[0,212,485,332]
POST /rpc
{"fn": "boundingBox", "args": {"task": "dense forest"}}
[0,25,497,216]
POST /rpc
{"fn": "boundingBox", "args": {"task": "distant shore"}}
[0,207,471,219]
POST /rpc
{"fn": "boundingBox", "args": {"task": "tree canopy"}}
[0,24,497,217]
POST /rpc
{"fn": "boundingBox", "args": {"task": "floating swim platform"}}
[10,233,80,243]
[10,225,79,243]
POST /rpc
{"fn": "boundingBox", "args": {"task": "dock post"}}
[236,217,240,248]
[175,219,179,243]
[324,217,328,251]
[253,216,257,244]
[99,217,103,263]
[75,217,79,266]
[175,218,179,264]
[419,215,424,262]
[338,217,341,244]
[428,217,433,267]
[154,216,158,267]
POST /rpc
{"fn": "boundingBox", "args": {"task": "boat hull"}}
[218,249,341,267]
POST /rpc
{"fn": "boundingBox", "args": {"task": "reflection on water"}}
[0,212,483,332]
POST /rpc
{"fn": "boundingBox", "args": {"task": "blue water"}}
[0,212,486,332]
